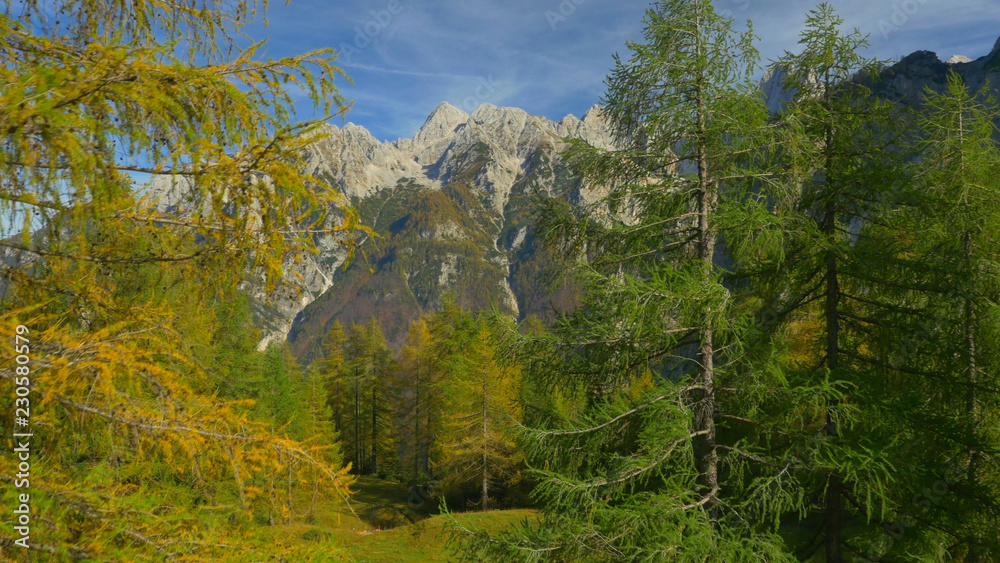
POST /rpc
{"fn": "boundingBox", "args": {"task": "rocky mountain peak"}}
[413,102,469,146]
[225,101,616,351]
[582,104,605,125]
[469,103,531,128]
[558,113,580,126]
[144,101,616,352]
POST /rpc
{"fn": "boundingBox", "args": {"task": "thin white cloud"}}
[342,62,487,81]
[257,0,1000,141]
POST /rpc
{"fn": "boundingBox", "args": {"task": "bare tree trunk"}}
[481,369,489,512]
[372,385,378,475]
[414,369,421,480]
[691,3,719,514]
[285,457,293,525]
[334,380,342,433]
[355,369,361,474]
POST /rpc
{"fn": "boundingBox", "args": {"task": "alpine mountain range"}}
[149,37,1000,363]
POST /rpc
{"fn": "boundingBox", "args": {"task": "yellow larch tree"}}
[0,0,359,559]
[434,316,523,511]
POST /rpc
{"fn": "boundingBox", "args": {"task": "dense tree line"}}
[315,300,526,511]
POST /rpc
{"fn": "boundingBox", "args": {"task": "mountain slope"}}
[281,102,613,359]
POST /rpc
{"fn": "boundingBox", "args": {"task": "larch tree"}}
[297,358,342,522]
[771,5,910,559]
[456,0,813,559]
[435,317,522,511]
[394,317,443,483]
[910,75,1000,560]
[0,0,357,559]
[853,73,1000,560]
[319,320,348,435]
[333,319,394,476]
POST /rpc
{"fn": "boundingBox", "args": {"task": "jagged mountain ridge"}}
[760,36,1000,114]
[869,39,1000,105]
[148,101,615,355]
[277,102,614,359]
[149,38,1000,360]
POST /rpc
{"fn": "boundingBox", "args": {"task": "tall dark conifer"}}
[767,4,938,559]
[851,73,1000,560]
[457,1,811,559]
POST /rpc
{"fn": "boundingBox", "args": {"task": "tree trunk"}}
[227,445,248,511]
[823,213,844,563]
[481,368,490,511]
[372,383,378,475]
[965,230,981,562]
[355,369,360,474]
[823,80,843,560]
[285,457,293,525]
[414,369,421,480]
[334,380,342,434]
[691,3,719,513]
[824,239,843,561]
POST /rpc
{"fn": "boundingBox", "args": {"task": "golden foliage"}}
[0,0,361,559]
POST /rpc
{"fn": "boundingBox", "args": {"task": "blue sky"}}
[255,0,1000,142]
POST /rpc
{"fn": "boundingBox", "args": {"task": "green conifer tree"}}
[333,319,394,476]
[435,318,522,511]
[769,5,911,559]
[457,1,809,558]
[852,73,1000,560]
[395,317,443,482]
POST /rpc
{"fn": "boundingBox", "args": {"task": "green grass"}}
[340,509,538,563]
[259,476,538,562]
